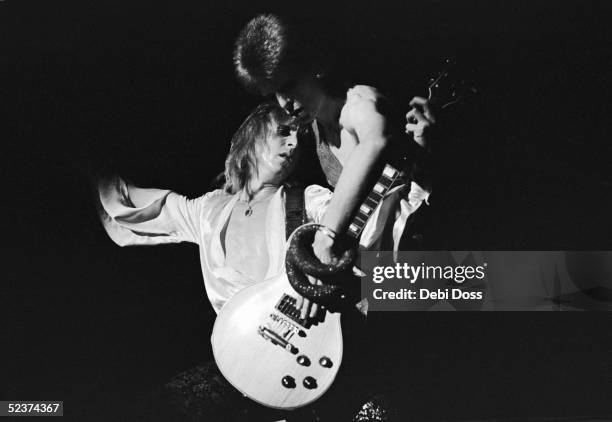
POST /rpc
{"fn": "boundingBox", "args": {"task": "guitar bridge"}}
[257,325,299,354]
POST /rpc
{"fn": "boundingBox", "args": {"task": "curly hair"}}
[223,102,293,197]
[233,14,306,94]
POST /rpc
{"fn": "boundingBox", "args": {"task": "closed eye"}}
[276,124,299,137]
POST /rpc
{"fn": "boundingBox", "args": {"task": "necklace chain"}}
[240,187,276,217]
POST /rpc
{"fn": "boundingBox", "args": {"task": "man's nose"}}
[285,132,298,149]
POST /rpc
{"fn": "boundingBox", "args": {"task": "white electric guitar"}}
[211,162,406,409]
[212,60,469,409]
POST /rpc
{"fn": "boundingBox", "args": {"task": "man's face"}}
[274,76,323,124]
[256,120,301,184]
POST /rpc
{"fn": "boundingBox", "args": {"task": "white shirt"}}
[98,177,429,313]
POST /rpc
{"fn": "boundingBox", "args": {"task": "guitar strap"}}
[284,184,306,240]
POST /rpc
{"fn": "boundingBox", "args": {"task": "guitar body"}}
[212,272,343,409]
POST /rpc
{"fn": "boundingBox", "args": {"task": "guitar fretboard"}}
[346,164,401,239]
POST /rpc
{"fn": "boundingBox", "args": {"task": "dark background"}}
[2,0,612,420]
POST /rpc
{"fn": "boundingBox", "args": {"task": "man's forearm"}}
[320,140,386,233]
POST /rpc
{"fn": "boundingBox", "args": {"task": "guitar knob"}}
[319,356,333,368]
[303,376,317,389]
[282,375,296,389]
[297,355,311,366]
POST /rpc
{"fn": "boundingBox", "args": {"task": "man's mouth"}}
[279,152,294,163]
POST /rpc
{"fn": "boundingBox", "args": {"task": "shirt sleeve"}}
[305,181,429,251]
[97,176,208,246]
[388,181,430,250]
[304,185,333,223]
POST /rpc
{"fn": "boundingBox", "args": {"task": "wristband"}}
[317,225,338,240]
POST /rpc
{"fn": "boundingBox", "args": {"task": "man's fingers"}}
[299,275,318,319]
[310,279,324,319]
[300,297,311,320]
[405,108,416,122]
[406,123,426,147]
[409,96,428,106]
[405,122,419,134]
[406,97,434,148]
[408,96,436,123]
[406,108,426,124]
[421,102,436,123]
[309,302,319,319]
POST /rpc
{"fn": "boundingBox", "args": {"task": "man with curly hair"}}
[234,14,435,312]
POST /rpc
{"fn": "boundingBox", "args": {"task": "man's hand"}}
[295,275,324,320]
[405,96,436,148]
[295,229,339,320]
[312,229,339,266]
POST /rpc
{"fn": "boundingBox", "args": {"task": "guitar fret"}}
[354,214,367,226]
[345,164,400,239]
[379,179,393,188]
[382,166,397,178]
[380,174,394,185]
[356,212,370,223]
[355,219,368,229]
[373,183,385,194]
[370,192,384,202]
[364,197,379,209]
[359,204,372,215]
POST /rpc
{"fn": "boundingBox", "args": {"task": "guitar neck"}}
[346,163,402,240]
[342,60,469,241]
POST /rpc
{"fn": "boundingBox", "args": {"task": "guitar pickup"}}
[258,326,299,354]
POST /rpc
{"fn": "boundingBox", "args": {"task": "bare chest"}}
[223,202,270,282]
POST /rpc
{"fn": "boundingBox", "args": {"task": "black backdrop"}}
[2,1,612,420]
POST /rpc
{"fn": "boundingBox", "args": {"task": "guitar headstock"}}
[390,58,476,171]
[427,58,476,110]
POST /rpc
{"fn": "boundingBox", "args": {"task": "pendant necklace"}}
[241,187,276,217]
